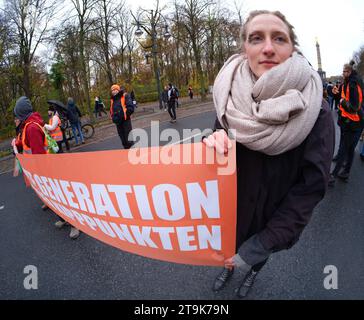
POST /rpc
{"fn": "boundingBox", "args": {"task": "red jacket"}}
[15,112,46,154]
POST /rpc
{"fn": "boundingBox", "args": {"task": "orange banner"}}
[17,143,236,266]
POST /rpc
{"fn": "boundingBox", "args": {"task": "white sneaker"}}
[69,227,80,239]
[55,220,68,229]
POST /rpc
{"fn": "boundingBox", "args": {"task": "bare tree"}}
[234,0,244,26]
[352,45,364,79]
[113,2,135,83]
[70,0,97,121]
[179,0,212,100]
[94,0,118,87]
[3,0,57,97]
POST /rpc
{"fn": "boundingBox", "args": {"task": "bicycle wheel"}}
[81,124,95,139]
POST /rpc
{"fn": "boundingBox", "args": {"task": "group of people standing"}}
[12,96,82,239]
[48,98,85,152]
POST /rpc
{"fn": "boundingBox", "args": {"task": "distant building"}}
[316,38,326,81]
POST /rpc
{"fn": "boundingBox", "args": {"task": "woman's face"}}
[244,14,294,79]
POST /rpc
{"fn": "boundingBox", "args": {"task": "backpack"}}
[130,91,138,108]
[170,88,178,100]
[44,129,59,154]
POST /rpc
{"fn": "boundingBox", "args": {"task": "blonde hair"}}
[239,10,299,52]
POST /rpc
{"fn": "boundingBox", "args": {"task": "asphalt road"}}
[1,109,364,300]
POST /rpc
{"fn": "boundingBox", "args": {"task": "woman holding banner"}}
[203,10,334,298]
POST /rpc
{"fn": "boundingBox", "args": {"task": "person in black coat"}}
[110,84,134,149]
[329,63,364,184]
[203,10,334,298]
[67,97,84,145]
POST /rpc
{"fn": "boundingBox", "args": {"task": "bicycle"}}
[63,119,95,142]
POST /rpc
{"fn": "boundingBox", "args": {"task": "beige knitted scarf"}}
[213,52,323,155]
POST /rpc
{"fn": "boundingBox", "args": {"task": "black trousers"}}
[332,128,361,176]
[116,119,134,149]
[252,259,268,272]
[60,127,70,151]
[168,100,176,120]
[56,141,64,153]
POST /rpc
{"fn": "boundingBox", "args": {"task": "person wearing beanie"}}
[111,84,120,92]
[14,96,33,121]
[12,96,48,210]
[12,96,47,155]
[110,84,135,149]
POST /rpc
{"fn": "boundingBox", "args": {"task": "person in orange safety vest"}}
[110,84,135,149]
[44,105,64,153]
[329,62,364,185]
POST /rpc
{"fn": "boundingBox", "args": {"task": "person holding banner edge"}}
[12,97,81,239]
[203,10,334,298]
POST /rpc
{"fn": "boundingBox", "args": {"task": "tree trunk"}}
[191,40,206,101]
[79,27,94,122]
[22,62,31,98]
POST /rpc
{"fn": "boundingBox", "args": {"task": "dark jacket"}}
[111,91,134,122]
[67,101,82,124]
[215,100,335,253]
[15,112,46,154]
[337,71,364,131]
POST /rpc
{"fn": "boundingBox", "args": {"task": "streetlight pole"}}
[132,9,171,110]
[150,10,163,110]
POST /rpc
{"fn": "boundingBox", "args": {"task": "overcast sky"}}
[128,0,364,77]
[1,0,363,77]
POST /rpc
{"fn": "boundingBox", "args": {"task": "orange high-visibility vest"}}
[339,83,363,122]
[49,115,63,142]
[21,122,48,154]
[110,94,127,121]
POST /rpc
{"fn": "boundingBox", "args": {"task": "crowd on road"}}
[8,8,364,300]
[9,82,186,237]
